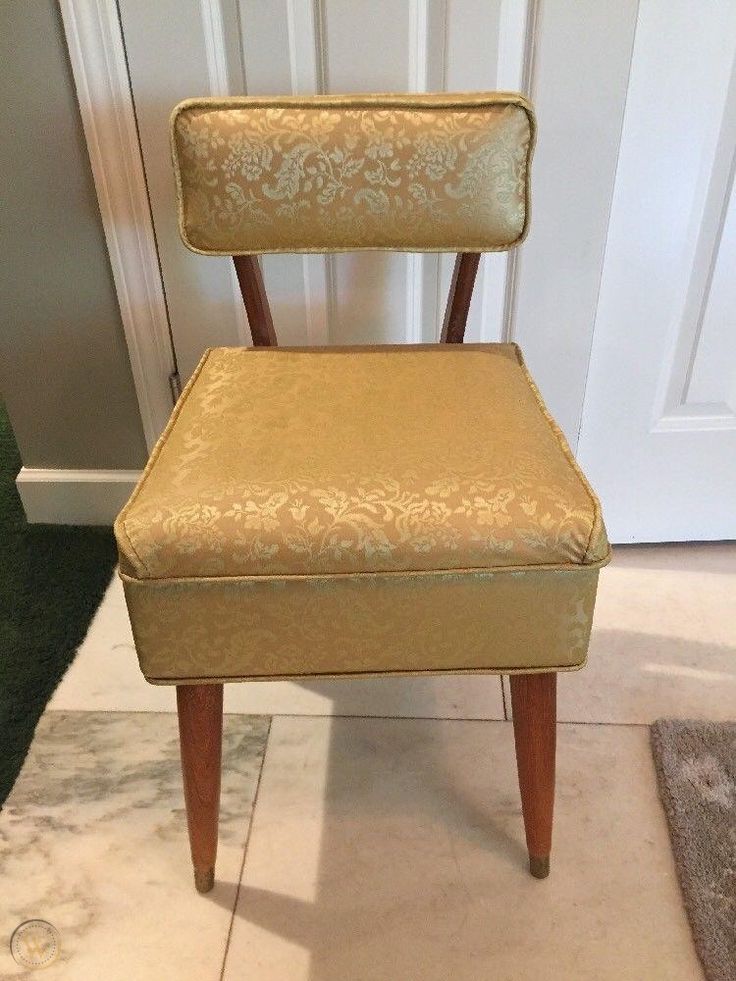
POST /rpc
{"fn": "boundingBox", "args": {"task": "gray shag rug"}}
[651,720,736,981]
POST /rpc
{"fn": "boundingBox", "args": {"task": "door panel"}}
[120,0,534,378]
[577,0,736,542]
[119,0,735,542]
[120,0,635,448]
[510,0,638,440]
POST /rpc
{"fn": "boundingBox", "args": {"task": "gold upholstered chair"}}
[115,93,610,894]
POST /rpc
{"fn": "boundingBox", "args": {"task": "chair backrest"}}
[170,92,535,345]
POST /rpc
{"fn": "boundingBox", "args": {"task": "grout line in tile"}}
[219,715,273,981]
[228,711,654,729]
[45,706,657,729]
[557,719,653,729]
[253,711,507,723]
[500,675,509,720]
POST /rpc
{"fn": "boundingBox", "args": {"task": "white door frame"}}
[59,0,176,451]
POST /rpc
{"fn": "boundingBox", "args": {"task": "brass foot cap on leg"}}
[529,855,550,879]
[194,867,215,893]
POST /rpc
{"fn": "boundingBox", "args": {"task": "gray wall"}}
[0,0,148,470]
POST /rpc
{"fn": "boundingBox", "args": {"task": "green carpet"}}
[0,401,118,807]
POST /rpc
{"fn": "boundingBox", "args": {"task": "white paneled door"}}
[577,0,736,542]
[117,0,735,542]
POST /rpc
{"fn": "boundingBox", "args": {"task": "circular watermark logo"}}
[10,920,60,970]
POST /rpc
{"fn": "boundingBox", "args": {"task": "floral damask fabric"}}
[115,93,611,685]
[122,566,600,683]
[116,345,609,581]
[170,93,534,254]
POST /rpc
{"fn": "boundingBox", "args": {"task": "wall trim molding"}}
[16,468,141,526]
[199,0,251,345]
[500,0,540,345]
[406,0,431,342]
[59,0,175,450]
[285,0,331,344]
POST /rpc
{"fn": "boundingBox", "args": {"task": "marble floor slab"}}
[224,716,703,981]
[0,712,269,981]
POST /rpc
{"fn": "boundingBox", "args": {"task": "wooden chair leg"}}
[510,672,557,879]
[176,683,223,893]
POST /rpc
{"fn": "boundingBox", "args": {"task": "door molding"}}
[59,0,175,451]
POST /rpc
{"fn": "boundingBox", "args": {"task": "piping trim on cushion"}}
[143,657,589,686]
[169,92,536,257]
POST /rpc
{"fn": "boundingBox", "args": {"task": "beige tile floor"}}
[3,542,735,979]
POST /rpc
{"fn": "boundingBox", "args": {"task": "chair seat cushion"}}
[116,344,610,683]
[117,344,608,579]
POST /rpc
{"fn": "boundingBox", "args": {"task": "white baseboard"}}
[16,468,141,525]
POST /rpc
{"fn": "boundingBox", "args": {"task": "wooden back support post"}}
[233,252,481,348]
[439,253,481,343]
[233,255,278,347]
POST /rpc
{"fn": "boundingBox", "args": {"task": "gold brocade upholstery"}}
[171,93,534,255]
[117,90,609,686]
[116,345,610,684]
[118,345,607,580]
[121,568,600,684]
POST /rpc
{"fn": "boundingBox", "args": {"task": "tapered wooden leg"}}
[176,683,223,893]
[510,673,557,879]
